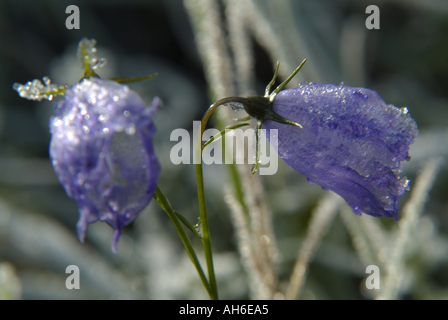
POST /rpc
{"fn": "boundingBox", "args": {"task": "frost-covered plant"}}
[49,77,161,252]
[11,35,422,301]
[202,61,418,221]
[13,38,214,299]
[264,82,418,221]
[14,38,161,252]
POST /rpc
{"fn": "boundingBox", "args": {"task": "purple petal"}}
[263,82,418,220]
[49,78,161,251]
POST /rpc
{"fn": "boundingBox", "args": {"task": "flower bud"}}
[49,77,161,251]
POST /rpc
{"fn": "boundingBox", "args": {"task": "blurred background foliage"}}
[0,0,447,299]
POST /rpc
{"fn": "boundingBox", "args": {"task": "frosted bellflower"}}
[13,38,161,251]
[210,60,418,220]
[263,82,417,220]
[50,78,161,251]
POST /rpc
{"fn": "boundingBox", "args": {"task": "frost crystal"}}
[263,83,418,220]
[13,77,66,101]
[49,77,161,251]
[77,38,107,70]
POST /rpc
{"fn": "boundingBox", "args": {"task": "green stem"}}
[195,130,219,299]
[195,162,217,300]
[194,97,245,300]
[154,186,212,298]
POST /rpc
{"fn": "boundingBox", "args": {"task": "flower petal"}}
[263,82,418,220]
[49,78,161,251]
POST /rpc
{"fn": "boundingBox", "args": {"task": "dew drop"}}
[42,76,51,85]
[403,178,410,191]
[195,219,203,238]
[126,124,136,135]
[261,235,271,244]
[109,201,120,212]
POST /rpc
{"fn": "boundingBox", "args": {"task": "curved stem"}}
[154,186,212,298]
[194,96,246,300]
[199,97,247,150]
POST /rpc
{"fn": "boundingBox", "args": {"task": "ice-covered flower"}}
[263,82,418,220]
[212,61,418,221]
[50,77,161,251]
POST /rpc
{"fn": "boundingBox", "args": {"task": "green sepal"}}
[109,73,159,84]
[39,87,67,98]
[203,123,250,149]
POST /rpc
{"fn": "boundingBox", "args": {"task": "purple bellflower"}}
[49,77,161,251]
[214,60,418,221]
[14,39,161,252]
[263,83,418,220]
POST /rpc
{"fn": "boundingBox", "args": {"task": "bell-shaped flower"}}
[263,82,418,220]
[49,77,161,251]
[13,38,161,252]
[208,60,418,221]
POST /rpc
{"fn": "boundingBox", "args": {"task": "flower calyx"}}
[208,60,307,174]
